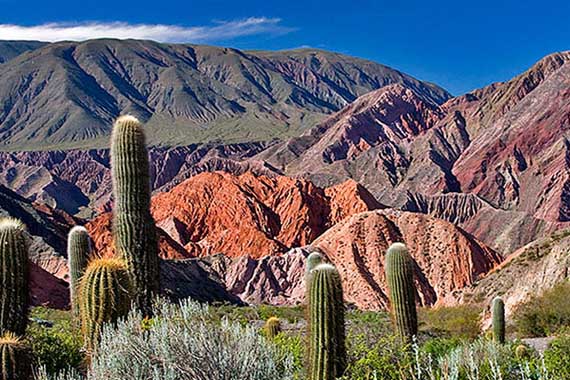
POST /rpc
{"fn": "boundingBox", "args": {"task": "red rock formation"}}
[86,212,191,260]
[87,172,384,259]
[194,209,501,310]
[311,210,501,310]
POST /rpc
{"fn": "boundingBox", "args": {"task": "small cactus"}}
[80,258,132,352]
[515,344,529,359]
[111,115,160,316]
[0,333,32,380]
[385,242,418,344]
[0,218,29,336]
[492,296,505,344]
[67,226,92,319]
[264,317,281,339]
[308,263,346,380]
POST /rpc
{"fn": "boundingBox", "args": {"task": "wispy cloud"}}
[0,18,294,43]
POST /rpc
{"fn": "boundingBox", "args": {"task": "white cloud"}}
[0,18,294,43]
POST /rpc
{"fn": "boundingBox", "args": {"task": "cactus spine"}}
[80,258,132,352]
[0,333,32,380]
[111,115,159,316]
[308,263,346,380]
[68,226,91,319]
[492,296,505,344]
[264,317,281,339]
[385,242,418,344]
[0,218,29,336]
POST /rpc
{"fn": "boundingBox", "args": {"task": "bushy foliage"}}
[340,334,408,380]
[419,305,482,339]
[41,299,295,380]
[544,333,570,379]
[513,282,570,337]
[27,308,83,375]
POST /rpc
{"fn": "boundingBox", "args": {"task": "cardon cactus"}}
[308,263,346,380]
[306,250,323,276]
[111,115,159,316]
[0,218,29,336]
[492,296,505,344]
[80,258,132,352]
[264,317,281,339]
[0,333,32,380]
[384,242,418,343]
[305,250,324,300]
[68,226,92,319]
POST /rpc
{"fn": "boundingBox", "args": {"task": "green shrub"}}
[544,333,570,379]
[419,305,482,339]
[513,282,570,337]
[420,337,463,358]
[273,333,304,377]
[27,308,83,375]
[340,334,408,380]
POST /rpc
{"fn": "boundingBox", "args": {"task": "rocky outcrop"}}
[171,209,500,310]
[88,172,384,259]
[402,192,570,254]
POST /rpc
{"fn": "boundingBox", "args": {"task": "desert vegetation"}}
[1,115,569,380]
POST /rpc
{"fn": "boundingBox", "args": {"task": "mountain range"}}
[0,39,449,150]
[0,39,569,317]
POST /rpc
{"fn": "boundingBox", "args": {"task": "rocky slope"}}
[87,171,385,258]
[309,209,501,310]
[0,40,46,63]
[0,40,450,150]
[457,229,570,324]
[259,52,570,253]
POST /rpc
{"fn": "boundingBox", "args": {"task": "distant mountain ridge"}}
[0,39,450,150]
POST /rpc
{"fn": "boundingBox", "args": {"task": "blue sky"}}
[1,0,569,95]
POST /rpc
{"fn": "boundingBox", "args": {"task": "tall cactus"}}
[492,296,505,344]
[0,333,32,380]
[384,242,418,344]
[308,263,346,380]
[68,226,92,319]
[0,218,29,336]
[111,115,159,316]
[80,258,132,352]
